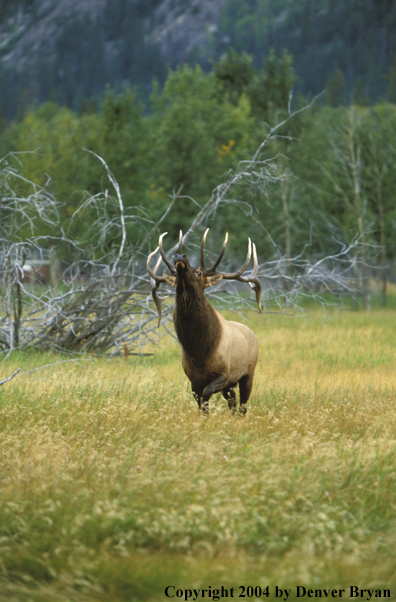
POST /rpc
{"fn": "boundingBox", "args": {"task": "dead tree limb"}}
[0,369,21,385]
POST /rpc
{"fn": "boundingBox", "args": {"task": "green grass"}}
[0,308,396,601]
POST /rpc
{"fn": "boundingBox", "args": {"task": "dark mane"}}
[174,284,221,365]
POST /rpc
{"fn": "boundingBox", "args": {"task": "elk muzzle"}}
[174,254,188,270]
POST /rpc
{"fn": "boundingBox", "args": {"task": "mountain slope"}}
[0,0,395,121]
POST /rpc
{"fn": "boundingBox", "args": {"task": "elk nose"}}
[174,254,186,262]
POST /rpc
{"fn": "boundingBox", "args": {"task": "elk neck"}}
[174,276,221,365]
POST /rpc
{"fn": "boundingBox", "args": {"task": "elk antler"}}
[147,230,262,326]
[199,229,261,311]
[147,234,177,327]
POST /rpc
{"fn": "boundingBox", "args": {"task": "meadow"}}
[0,307,395,601]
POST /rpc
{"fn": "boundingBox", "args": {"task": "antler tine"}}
[200,228,209,270]
[221,237,252,279]
[152,280,163,328]
[240,241,258,279]
[237,242,262,312]
[179,230,183,254]
[210,232,229,271]
[146,247,161,281]
[146,248,166,327]
[252,242,258,277]
[158,232,176,274]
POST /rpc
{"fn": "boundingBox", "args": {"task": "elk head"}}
[147,229,261,326]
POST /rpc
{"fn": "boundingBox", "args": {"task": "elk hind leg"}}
[238,375,253,415]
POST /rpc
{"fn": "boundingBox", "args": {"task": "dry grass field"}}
[0,307,396,601]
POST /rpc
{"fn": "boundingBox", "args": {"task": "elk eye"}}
[196,270,202,277]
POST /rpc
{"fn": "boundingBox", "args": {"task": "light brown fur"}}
[180,312,258,412]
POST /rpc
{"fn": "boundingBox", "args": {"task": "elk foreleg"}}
[222,387,236,413]
[201,374,228,413]
[192,375,229,413]
[192,390,202,410]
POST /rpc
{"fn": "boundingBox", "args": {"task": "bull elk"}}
[147,229,261,414]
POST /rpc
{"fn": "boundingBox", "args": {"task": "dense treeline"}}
[1,51,396,301]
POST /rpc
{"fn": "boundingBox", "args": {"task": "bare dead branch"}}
[82,149,126,275]
[0,369,21,385]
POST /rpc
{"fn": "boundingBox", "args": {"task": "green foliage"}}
[99,87,149,202]
[147,65,254,237]
[292,103,396,255]
[1,54,396,279]
[0,90,155,247]
[249,49,295,123]
[212,48,255,104]
[360,103,396,257]
[213,47,296,124]
[0,102,105,240]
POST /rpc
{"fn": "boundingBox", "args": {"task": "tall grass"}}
[0,309,395,601]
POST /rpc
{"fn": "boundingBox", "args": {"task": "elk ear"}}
[162,273,177,287]
[204,273,223,288]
